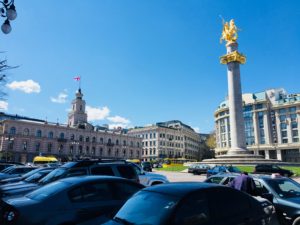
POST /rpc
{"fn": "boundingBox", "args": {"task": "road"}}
[153,170,286,225]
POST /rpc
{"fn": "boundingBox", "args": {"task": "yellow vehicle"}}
[162,158,195,168]
[126,159,141,164]
[33,156,58,165]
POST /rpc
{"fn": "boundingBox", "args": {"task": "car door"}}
[68,181,119,223]
[207,187,257,225]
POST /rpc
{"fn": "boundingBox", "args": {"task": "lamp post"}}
[0,0,17,34]
[4,135,14,162]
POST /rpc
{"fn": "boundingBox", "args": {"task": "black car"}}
[254,164,293,177]
[0,176,144,225]
[102,182,272,225]
[205,173,300,225]
[141,162,152,172]
[189,164,210,175]
[0,160,139,198]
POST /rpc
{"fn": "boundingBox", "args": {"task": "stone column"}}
[264,112,271,145]
[226,43,247,155]
[276,149,282,161]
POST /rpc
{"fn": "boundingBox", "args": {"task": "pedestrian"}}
[229,172,256,195]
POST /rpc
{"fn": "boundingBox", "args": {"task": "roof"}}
[59,175,127,185]
[143,182,222,198]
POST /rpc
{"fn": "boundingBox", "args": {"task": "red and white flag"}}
[74,76,80,81]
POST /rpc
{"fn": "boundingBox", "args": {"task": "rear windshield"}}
[39,168,67,185]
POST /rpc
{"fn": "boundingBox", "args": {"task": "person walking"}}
[229,172,256,195]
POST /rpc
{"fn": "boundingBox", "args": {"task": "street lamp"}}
[0,0,17,34]
[4,135,14,162]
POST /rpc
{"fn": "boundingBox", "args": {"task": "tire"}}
[292,217,300,225]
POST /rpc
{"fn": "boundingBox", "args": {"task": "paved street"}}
[153,170,300,225]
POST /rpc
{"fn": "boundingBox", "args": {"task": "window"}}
[123,140,126,146]
[100,137,104,144]
[47,143,52,152]
[59,133,64,139]
[117,165,136,180]
[92,137,96,143]
[9,127,16,135]
[70,134,75,140]
[173,192,210,225]
[91,166,114,176]
[48,131,54,139]
[279,108,286,114]
[79,135,83,142]
[116,139,119,145]
[36,130,42,137]
[112,182,142,200]
[86,137,90,142]
[289,107,297,113]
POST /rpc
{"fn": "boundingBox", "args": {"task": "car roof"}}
[143,182,222,198]
[58,175,130,184]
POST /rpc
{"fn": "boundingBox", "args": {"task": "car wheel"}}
[292,217,300,225]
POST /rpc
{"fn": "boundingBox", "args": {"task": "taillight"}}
[3,209,18,223]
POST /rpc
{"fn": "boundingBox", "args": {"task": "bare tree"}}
[0,59,17,100]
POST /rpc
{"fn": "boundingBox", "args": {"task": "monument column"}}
[220,19,247,155]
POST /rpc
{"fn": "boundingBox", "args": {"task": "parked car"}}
[0,176,144,225]
[189,164,210,175]
[0,163,15,172]
[254,164,294,177]
[0,160,139,199]
[0,166,37,181]
[205,173,300,225]
[130,163,169,186]
[102,182,272,225]
[141,161,152,172]
[0,167,57,185]
[206,165,241,177]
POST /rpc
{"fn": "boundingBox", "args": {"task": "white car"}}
[130,163,169,186]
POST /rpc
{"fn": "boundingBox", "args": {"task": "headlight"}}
[3,210,18,222]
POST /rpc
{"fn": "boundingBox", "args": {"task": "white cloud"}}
[7,80,41,93]
[50,91,68,103]
[193,127,200,133]
[107,115,130,124]
[0,101,8,111]
[86,106,110,121]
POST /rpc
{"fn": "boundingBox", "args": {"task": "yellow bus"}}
[162,158,196,168]
[33,156,58,165]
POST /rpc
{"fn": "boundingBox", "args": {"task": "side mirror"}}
[261,193,274,203]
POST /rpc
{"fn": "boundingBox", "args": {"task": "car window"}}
[66,168,87,177]
[112,181,142,200]
[254,180,269,195]
[69,182,114,202]
[172,192,210,225]
[117,165,136,180]
[265,179,300,198]
[208,188,251,222]
[131,164,142,175]
[206,176,223,184]
[223,177,235,185]
[91,166,114,176]
[114,191,177,225]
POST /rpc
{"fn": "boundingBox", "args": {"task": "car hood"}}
[145,172,167,179]
[4,196,36,207]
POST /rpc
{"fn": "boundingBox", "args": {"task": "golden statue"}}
[220,19,239,45]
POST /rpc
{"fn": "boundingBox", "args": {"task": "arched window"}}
[9,127,16,135]
[108,138,112,144]
[35,142,40,151]
[116,139,119,145]
[48,131,54,139]
[137,142,140,148]
[92,147,96,155]
[59,133,65,139]
[108,148,111,156]
[123,140,126,146]
[36,130,42,138]
[23,128,29,136]
[79,135,83,142]
[86,137,90,142]
[100,138,104,144]
[92,137,96,143]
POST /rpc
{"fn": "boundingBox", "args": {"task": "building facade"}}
[128,120,202,161]
[0,89,142,163]
[215,88,300,162]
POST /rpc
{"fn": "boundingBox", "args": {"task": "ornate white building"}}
[0,89,142,163]
[128,120,202,161]
[215,88,300,162]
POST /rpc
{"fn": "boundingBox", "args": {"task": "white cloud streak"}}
[7,80,41,93]
[0,101,8,111]
[86,106,110,121]
[107,115,130,124]
[51,92,68,103]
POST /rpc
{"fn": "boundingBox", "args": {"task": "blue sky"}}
[1,0,300,133]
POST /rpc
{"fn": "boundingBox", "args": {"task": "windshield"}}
[1,166,16,173]
[24,171,48,183]
[26,180,69,201]
[265,178,300,199]
[38,168,67,185]
[114,191,177,225]
[21,168,41,179]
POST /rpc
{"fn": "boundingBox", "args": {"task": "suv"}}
[254,164,294,177]
[0,160,140,198]
[130,163,169,186]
